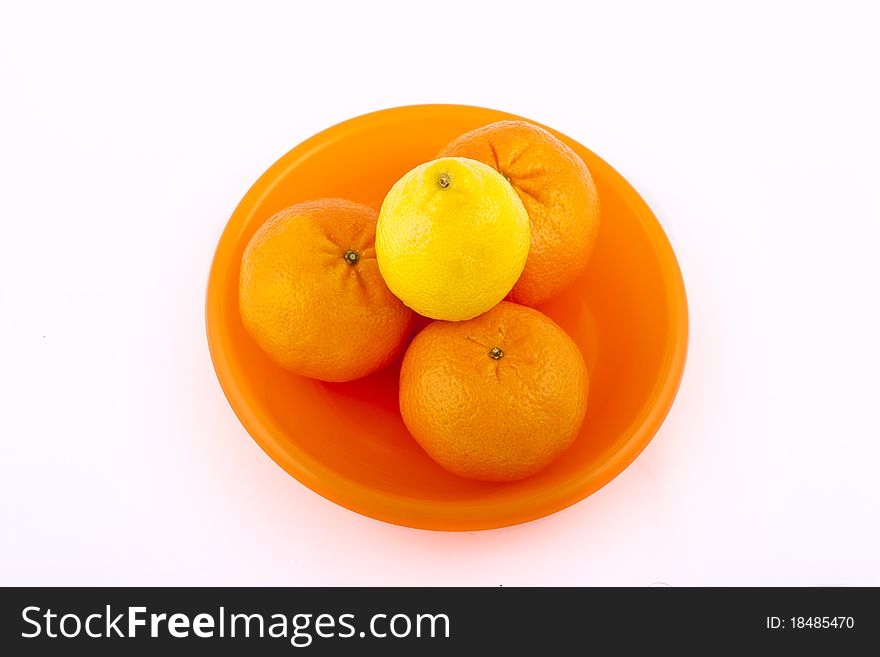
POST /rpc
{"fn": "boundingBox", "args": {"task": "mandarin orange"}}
[239,198,413,382]
[399,301,588,481]
[438,120,600,307]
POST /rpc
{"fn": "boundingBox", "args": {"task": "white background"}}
[2,1,878,586]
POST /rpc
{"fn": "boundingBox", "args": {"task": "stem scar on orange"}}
[239,198,414,382]
[399,301,588,482]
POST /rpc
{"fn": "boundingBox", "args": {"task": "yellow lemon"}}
[376,157,530,321]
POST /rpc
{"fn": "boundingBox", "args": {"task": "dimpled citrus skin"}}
[239,198,413,382]
[438,121,600,307]
[376,157,530,321]
[399,302,588,481]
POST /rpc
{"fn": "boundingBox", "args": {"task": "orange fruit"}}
[399,301,588,481]
[438,120,600,307]
[239,198,413,382]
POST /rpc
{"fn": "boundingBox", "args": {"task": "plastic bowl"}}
[206,104,688,531]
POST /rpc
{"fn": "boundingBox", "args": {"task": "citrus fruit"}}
[438,120,600,307]
[239,198,413,382]
[399,301,588,481]
[376,157,530,321]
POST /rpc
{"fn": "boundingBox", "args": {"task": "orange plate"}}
[206,104,688,531]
